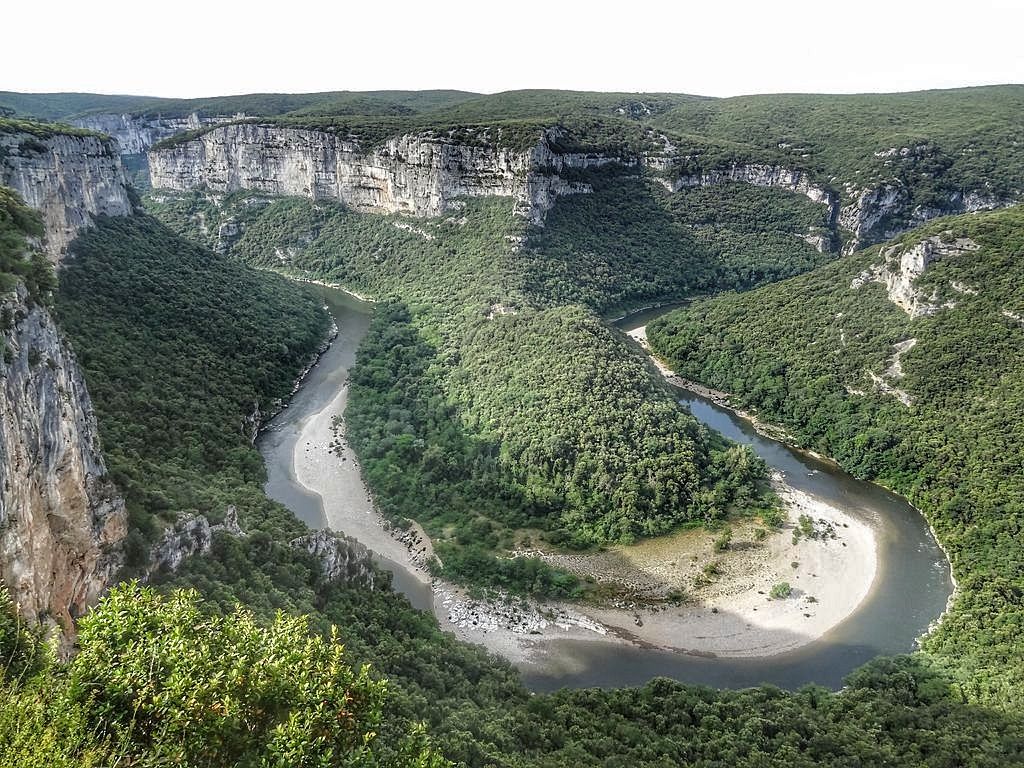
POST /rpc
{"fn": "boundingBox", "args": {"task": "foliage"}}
[652,85,1024,241]
[523,172,830,314]
[649,205,1024,705]
[0,116,104,140]
[449,304,768,543]
[37,183,1024,766]
[154,192,777,576]
[770,582,793,599]
[55,215,329,558]
[0,90,481,123]
[0,586,46,684]
[0,584,447,767]
[0,186,54,300]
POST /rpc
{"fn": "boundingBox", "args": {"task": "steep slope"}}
[648,205,1024,704]
[55,215,330,567]
[653,86,1024,248]
[0,121,133,635]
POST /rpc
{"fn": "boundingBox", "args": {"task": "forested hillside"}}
[55,215,330,565]
[3,88,1024,766]
[148,165,830,592]
[648,205,1024,705]
[3,201,1016,766]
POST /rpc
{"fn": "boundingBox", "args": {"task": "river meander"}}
[258,288,953,692]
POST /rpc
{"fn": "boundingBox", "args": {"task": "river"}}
[259,288,953,692]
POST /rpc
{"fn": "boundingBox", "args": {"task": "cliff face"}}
[0,286,126,635]
[149,124,619,224]
[839,183,1006,251]
[1,131,134,260]
[72,112,239,156]
[0,130,132,639]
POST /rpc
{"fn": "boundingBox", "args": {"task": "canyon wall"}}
[148,124,621,224]
[0,285,126,635]
[1,130,134,260]
[0,128,131,637]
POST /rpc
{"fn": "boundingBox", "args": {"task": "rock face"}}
[71,112,238,156]
[0,285,127,635]
[840,184,1006,251]
[0,128,133,639]
[149,124,620,224]
[147,506,244,574]
[851,235,980,317]
[1,130,134,261]
[291,529,377,590]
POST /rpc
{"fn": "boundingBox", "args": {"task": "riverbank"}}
[293,357,879,664]
[293,383,435,577]
[624,325,839,456]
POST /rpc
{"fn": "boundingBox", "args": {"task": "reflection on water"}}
[258,289,953,692]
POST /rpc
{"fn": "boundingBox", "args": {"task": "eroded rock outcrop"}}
[149,124,621,224]
[291,529,377,590]
[0,286,126,634]
[851,235,979,317]
[1,130,134,261]
[147,506,244,574]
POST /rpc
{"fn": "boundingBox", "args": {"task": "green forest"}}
[2,85,1024,765]
[55,215,330,566]
[648,206,1024,706]
[149,171,824,592]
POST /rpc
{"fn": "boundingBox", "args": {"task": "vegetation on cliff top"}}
[0,116,107,140]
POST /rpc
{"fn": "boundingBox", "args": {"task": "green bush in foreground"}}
[0,584,448,768]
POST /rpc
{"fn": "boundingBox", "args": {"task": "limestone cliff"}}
[0,285,126,635]
[291,529,378,590]
[839,183,1007,252]
[851,235,980,317]
[0,128,132,638]
[148,124,619,224]
[1,130,134,260]
[146,507,243,575]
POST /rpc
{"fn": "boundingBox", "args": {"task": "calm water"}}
[259,289,953,692]
[256,288,433,610]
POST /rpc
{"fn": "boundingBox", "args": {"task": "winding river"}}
[259,288,953,692]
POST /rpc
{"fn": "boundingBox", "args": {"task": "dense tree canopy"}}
[649,206,1024,706]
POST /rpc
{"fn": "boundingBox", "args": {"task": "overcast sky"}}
[4,0,1022,98]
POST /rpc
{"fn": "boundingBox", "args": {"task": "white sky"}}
[4,0,1022,98]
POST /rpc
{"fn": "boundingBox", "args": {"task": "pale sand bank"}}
[293,383,434,580]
